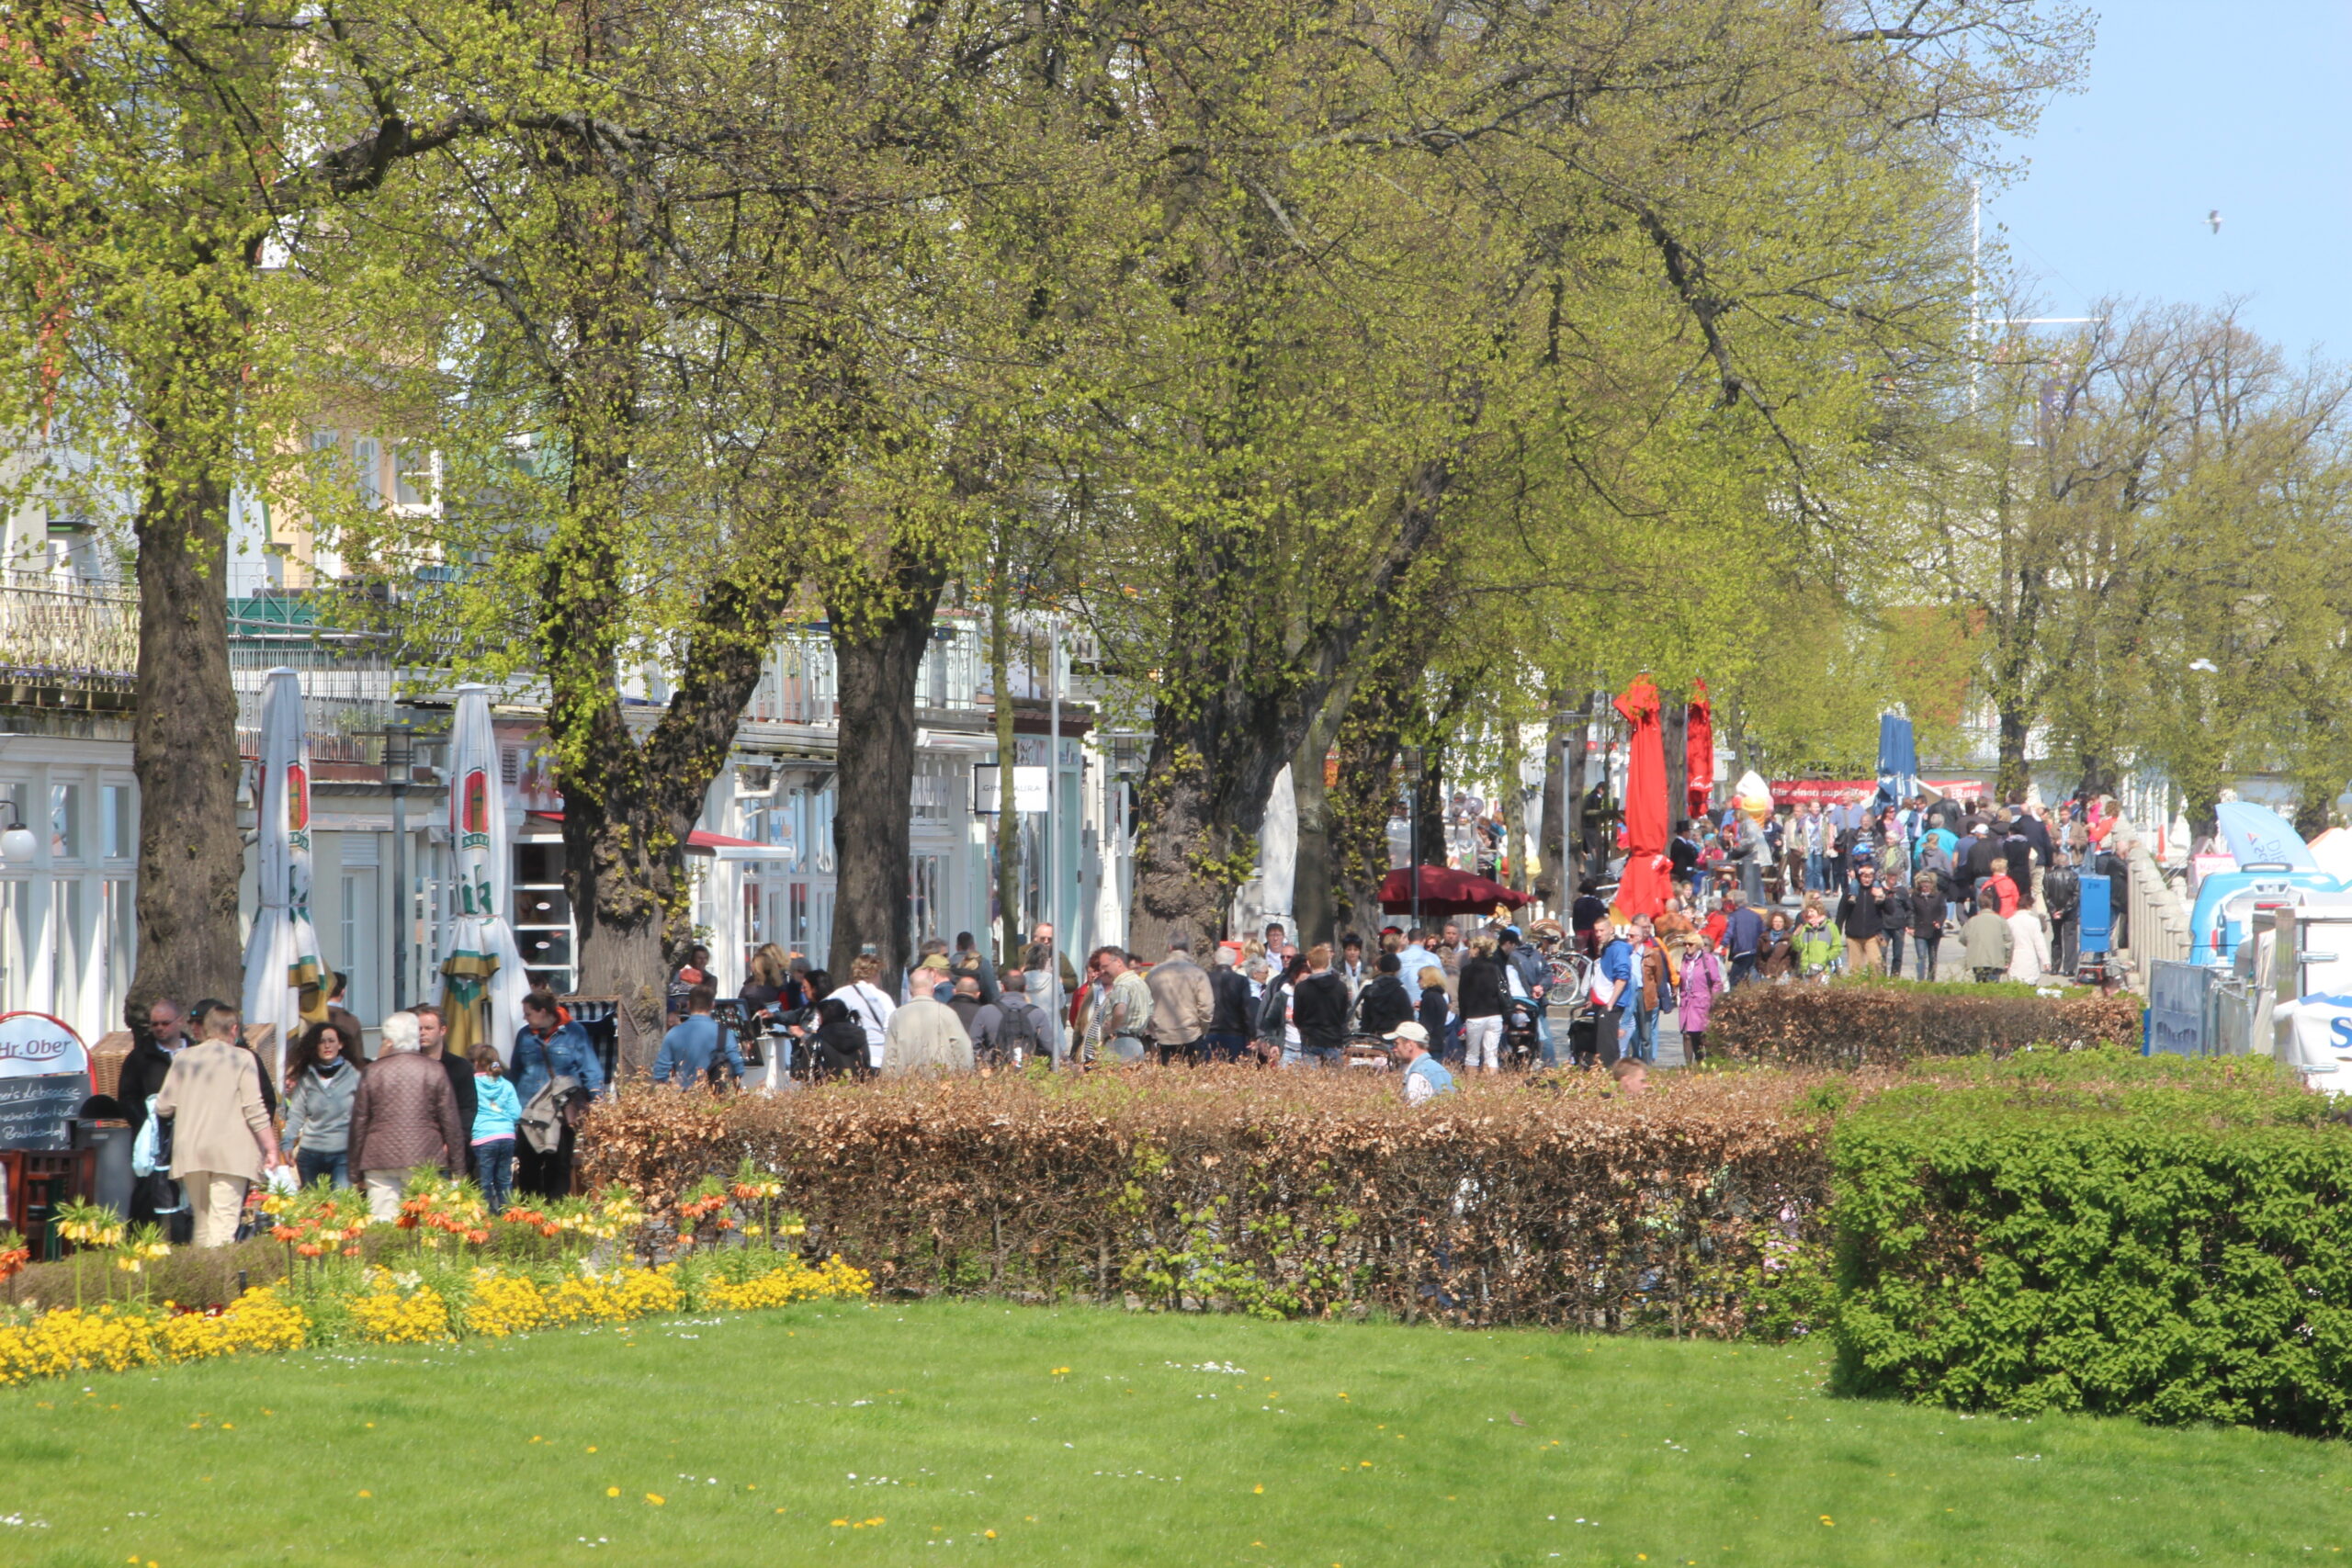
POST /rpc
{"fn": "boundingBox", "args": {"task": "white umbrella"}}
[439,683,528,1062]
[241,669,327,1080]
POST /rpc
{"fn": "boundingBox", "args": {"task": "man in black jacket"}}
[1838,863,1891,974]
[1352,953,1414,1039]
[117,997,192,1135]
[1289,944,1352,1068]
[1205,948,1255,1063]
[2044,851,2082,978]
[119,997,193,1235]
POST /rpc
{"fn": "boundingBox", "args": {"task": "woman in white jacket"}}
[2007,888,2054,983]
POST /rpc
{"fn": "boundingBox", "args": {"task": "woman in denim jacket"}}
[513,988,605,1198]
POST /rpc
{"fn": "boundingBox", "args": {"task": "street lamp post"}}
[384,720,417,1010]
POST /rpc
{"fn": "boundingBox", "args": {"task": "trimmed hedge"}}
[582,1068,1838,1334]
[1712,981,2142,1067]
[582,1053,2352,1437]
[1829,1056,2352,1433]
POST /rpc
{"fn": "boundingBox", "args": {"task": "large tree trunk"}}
[129,437,243,1023]
[827,557,948,999]
[1330,663,1409,941]
[1499,725,1530,894]
[1996,702,2031,803]
[553,553,798,1066]
[1127,459,1451,957]
[989,571,1022,966]
[1287,679,1356,949]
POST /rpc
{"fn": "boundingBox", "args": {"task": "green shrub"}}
[1829,1058,2352,1433]
[1711,980,2142,1067]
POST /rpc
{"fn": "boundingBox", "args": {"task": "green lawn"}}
[2,1301,2346,1566]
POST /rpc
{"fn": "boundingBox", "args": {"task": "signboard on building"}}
[973,764,1051,815]
[0,1010,91,1152]
[1768,778,1982,808]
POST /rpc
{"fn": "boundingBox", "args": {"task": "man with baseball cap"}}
[1385,1021,1455,1105]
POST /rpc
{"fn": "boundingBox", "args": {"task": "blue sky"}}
[1985,1,2352,362]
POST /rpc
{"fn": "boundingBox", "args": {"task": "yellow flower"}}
[606,1488,620,1498]
[646,1493,665,1506]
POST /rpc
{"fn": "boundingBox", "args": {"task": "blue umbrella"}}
[1874,713,1917,812]
[2213,799,2320,871]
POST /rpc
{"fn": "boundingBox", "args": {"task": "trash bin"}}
[75,1118,135,1219]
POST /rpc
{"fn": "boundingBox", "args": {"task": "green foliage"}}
[1830,1068,2352,1432]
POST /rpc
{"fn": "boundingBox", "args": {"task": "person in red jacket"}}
[1982,856,2020,918]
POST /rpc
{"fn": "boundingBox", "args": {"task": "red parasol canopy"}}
[1377,865,1532,917]
[1686,679,1714,819]
[1612,676,1673,921]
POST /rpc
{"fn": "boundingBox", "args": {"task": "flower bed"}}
[0,1168,873,1386]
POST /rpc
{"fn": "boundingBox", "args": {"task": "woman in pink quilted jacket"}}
[1677,938,1729,1064]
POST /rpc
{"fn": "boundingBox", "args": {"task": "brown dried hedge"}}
[1710,983,2142,1068]
[579,1068,1847,1335]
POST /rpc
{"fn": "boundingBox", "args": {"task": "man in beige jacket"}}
[880,993,974,1077]
[1144,932,1214,1066]
[153,1002,285,1247]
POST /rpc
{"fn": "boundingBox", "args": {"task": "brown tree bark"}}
[1126,459,1452,959]
[825,551,951,1000]
[1287,678,1356,950]
[1330,660,1410,941]
[1499,726,1530,895]
[989,568,1023,966]
[1996,703,2032,804]
[129,433,243,1022]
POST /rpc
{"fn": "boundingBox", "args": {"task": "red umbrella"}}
[1686,679,1714,818]
[1613,675,1672,921]
[1377,865,1532,918]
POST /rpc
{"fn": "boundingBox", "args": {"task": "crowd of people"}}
[100,790,2113,1251]
[112,985,606,1249]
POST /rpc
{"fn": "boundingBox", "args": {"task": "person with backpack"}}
[970,966,1049,1067]
[1352,953,1414,1039]
[653,982,746,1089]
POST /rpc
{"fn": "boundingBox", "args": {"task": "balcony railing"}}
[745,615,989,726]
[0,570,137,692]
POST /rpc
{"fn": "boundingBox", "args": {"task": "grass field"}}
[1,1300,2345,1566]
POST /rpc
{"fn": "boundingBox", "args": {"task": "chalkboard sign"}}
[0,1012,90,1151]
[0,1072,83,1151]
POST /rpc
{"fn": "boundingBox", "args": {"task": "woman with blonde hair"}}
[828,952,895,1073]
[741,942,800,1015]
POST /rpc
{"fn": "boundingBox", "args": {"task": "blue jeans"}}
[1290,1044,1343,1070]
[1620,1005,1657,1064]
[1805,851,1825,892]
[296,1148,350,1190]
[473,1138,516,1213]
[1914,933,1940,980]
[1533,1009,1561,1067]
[1202,1032,1250,1064]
